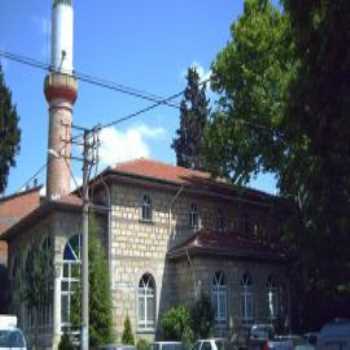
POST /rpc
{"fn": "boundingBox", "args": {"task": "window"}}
[141,194,152,222]
[216,209,225,232]
[138,273,156,330]
[267,275,279,320]
[212,271,227,326]
[61,234,81,332]
[241,272,254,321]
[189,203,199,228]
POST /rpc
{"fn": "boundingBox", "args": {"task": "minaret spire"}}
[44,0,78,200]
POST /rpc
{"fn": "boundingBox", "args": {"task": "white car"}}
[152,341,183,350]
[0,316,27,350]
[192,338,227,350]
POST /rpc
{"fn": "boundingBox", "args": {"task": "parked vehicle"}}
[248,324,275,350]
[193,338,228,350]
[264,335,312,350]
[317,319,350,350]
[0,315,27,350]
[304,333,319,346]
[99,344,136,350]
[152,341,183,350]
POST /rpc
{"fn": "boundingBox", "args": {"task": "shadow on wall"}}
[0,264,9,313]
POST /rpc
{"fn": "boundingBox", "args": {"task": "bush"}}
[161,305,192,341]
[122,315,135,345]
[136,338,151,350]
[191,294,214,338]
[181,325,195,350]
[58,334,75,350]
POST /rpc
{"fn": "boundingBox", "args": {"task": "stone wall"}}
[108,182,283,340]
[173,256,289,337]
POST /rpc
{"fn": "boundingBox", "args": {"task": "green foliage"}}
[121,315,135,345]
[0,64,21,193]
[71,216,114,347]
[172,66,210,170]
[190,294,214,338]
[160,305,192,341]
[136,338,151,350]
[58,334,75,350]
[204,0,350,329]
[205,0,296,184]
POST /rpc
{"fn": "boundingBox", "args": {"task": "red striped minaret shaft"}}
[44,0,77,200]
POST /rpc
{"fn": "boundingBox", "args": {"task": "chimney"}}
[44,0,77,200]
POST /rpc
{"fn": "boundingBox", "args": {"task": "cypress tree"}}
[71,216,114,347]
[172,67,209,170]
[121,315,135,345]
[0,64,21,193]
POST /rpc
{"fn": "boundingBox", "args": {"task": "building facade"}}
[2,159,291,349]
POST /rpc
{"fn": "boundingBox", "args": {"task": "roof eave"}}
[1,200,82,241]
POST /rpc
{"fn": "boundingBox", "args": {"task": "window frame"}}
[141,193,153,223]
[240,272,254,322]
[267,275,279,320]
[189,203,199,229]
[61,234,81,333]
[216,209,225,232]
[137,273,156,332]
[212,271,227,327]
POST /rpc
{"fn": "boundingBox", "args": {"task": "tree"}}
[0,64,21,193]
[204,0,350,329]
[160,305,193,342]
[172,67,210,170]
[71,216,114,347]
[23,237,54,348]
[121,315,135,345]
[190,294,214,338]
[204,0,295,184]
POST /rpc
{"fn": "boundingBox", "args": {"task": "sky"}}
[0,0,277,196]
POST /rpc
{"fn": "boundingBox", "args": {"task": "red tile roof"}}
[0,186,42,236]
[111,158,274,201]
[168,230,288,262]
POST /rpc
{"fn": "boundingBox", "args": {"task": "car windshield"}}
[0,330,25,347]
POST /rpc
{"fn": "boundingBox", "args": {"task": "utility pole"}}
[71,125,100,350]
[81,129,90,350]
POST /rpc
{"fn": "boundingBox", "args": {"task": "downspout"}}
[98,176,112,286]
[168,185,184,238]
[185,247,199,300]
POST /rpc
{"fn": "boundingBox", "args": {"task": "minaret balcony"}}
[44,72,78,104]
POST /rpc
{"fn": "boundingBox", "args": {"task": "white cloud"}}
[98,124,166,166]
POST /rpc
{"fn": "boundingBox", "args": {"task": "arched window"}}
[138,273,156,330]
[216,209,225,232]
[212,272,227,326]
[61,234,81,332]
[241,272,254,321]
[267,275,279,320]
[141,194,152,221]
[189,203,199,229]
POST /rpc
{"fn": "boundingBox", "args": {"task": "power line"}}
[0,50,181,109]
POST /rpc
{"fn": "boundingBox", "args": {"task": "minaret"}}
[44,0,77,200]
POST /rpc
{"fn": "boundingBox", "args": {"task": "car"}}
[0,315,27,350]
[248,324,275,350]
[317,319,350,350]
[265,335,312,350]
[304,333,319,346]
[192,338,228,350]
[99,344,136,350]
[152,341,183,350]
